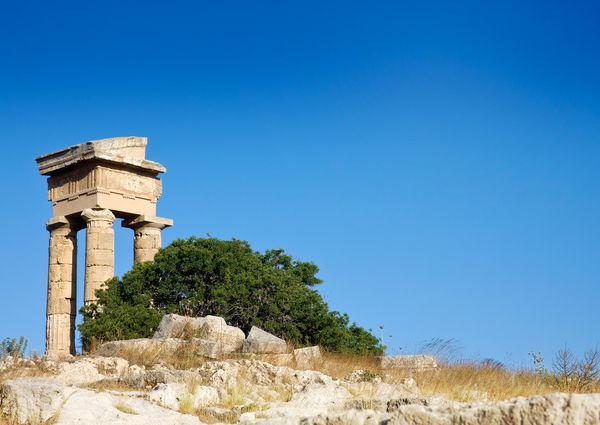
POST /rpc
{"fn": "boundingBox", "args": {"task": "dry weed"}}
[91,339,208,370]
[114,401,139,415]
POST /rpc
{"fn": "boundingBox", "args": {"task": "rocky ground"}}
[1,315,599,424]
[1,354,599,425]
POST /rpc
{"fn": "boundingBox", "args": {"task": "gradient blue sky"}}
[1,0,599,366]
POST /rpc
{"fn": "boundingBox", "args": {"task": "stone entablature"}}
[36,136,173,358]
[37,137,164,219]
[36,136,165,175]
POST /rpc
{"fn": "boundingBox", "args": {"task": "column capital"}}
[81,208,115,224]
[46,216,70,231]
[122,215,173,230]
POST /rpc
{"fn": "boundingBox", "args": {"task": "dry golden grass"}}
[0,361,50,385]
[307,352,600,402]
[311,351,382,379]
[84,379,139,393]
[403,363,600,401]
[92,339,209,370]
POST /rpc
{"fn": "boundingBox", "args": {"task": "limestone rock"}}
[380,354,437,370]
[55,389,201,425]
[293,346,322,369]
[148,382,219,411]
[0,378,76,425]
[87,356,130,376]
[55,359,104,385]
[243,326,288,354]
[386,392,600,425]
[148,383,187,410]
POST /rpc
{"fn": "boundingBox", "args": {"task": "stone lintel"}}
[35,136,166,176]
[122,215,173,230]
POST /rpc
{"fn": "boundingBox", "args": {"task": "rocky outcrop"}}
[243,326,289,354]
[0,377,200,425]
[1,356,599,425]
[0,378,75,424]
[148,382,219,411]
[284,393,600,425]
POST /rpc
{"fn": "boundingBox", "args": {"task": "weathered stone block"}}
[153,314,204,339]
[294,346,323,369]
[379,354,438,370]
[198,316,245,354]
[242,326,289,354]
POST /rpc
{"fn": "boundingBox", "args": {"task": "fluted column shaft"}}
[133,225,163,264]
[81,208,115,305]
[46,217,77,358]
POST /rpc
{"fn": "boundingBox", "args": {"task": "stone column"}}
[81,208,115,305]
[46,217,77,358]
[122,215,173,265]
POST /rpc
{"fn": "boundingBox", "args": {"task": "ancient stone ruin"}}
[36,137,173,358]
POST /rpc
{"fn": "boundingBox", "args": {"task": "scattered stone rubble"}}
[99,314,437,372]
[100,314,324,368]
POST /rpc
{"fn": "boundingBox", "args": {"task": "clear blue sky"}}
[0,1,598,367]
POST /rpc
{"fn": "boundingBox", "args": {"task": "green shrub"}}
[80,237,382,355]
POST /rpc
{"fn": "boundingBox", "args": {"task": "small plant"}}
[0,337,28,359]
[528,351,545,375]
[178,394,196,415]
[552,346,600,392]
[418,338,462,363]
[114,401,138,415]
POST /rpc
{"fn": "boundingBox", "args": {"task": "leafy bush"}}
[0,337,28,359]
[80,237,382,355]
